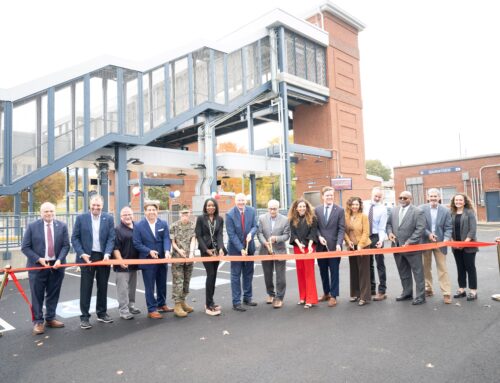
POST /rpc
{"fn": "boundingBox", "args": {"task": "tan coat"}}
[344,213,371,249]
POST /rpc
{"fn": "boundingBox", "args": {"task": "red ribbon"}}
[4,271,34,321]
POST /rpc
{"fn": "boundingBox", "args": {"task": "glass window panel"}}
[173,57,189,116]
[152,67,166,128]
[295,37,306,79]
[12,99,37,180]
[316,46,327,86]
[214,51,225,104]
[306,43,316,83]
[90,75,105,140]
[124,72,138,135]
[441,187,457,205]
[193,49,209,106]
[0,104,3,184]
[75,81,85,148]
[143,72,152,133]
[227,50,243,101]
[40,95,48,166]
[54,85,73,159]
[245,43,259,91]
[286,32,295,75]
[260,37,271,83]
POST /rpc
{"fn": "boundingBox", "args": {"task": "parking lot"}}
[1,225,499,383]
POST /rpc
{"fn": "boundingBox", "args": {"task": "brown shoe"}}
[425,289,434,297]
[319,294,332,302]
[147,311,163,319]
[373,293,387,301]
[272,299,283,309]
[45,319,65,328]
[266,296,274,304]
[157,305,174,313]
[443,295,452,304]
[32,323,45,335]
[328,297,337,307]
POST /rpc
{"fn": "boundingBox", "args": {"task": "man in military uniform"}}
[169,206,196,317]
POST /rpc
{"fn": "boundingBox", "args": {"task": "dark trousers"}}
[369,234,387,293]
[230,255,255,306]
[203,258,219,307]
[262,259,287,300]
[394,251,425,299]
[452,249,477,289]
[80,252,110,320]
[142,264,167,312]
[29,265,65,324]
[349,254,371,301]
[317,257,341,297]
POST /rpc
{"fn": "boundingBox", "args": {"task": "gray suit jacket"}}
[451,208,478,253]
[387,204,425,248]
[257,213,290,255]
[419,204,452,254]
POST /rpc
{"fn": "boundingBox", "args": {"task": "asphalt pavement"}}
[1,225,499,383]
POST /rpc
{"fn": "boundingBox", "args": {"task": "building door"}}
[485,191,500,222]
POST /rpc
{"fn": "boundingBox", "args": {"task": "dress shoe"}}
[157,305,174,313]
[373,293,387,301]
[425,289,434,297]
[147,311,163,319]
[318,294,331,302]
[97,314,113,323]
[453,290,466,298]
[266,296,274,304]
[243,300,257,306]
[80,320,92,329]
[412,297,426,305]
[396,295,413,301]
[45,319,64,328]
[272,299,283,309]
[466,292,477,301]
[328,297,337,307]
[32,323,45,335]
[129,307,141,315]
[232,304,247,312]
[443,295,452,304]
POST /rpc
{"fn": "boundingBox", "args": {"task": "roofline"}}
[0,8,328,102]
[302,1,366,32]
[393,153,500,169]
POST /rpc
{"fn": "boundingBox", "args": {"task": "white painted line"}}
[65,271,145,294]
[0,318,15,333]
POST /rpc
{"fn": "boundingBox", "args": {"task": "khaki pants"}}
[423,248,451,296]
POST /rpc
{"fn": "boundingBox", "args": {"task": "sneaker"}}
[80,320,92,329]
[97,314,114,324]
[120,313,134,320]
[205,306,221,316]
[129,307,141,315]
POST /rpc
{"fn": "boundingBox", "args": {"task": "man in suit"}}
[420,188,453,304]
[133,201,172,319]
[226,193,258,312]
[387,191,426,305]
[257,199,290,308]
[22,202,70,335]
[315,186,345,307]
[72,195,116,329]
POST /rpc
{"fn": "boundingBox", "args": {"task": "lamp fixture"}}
[127,158,144,165]
[177,170,187,177]
[193,163,206,170]
[95,155,113,163]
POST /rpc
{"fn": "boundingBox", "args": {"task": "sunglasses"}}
[399,196,409,200]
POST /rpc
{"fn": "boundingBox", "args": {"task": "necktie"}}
[324,205,330,224]
[47,223,55,259]
[241,210,245,234]
[368,204,374,233]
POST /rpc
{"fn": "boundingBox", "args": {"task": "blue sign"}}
[420,166,461,176]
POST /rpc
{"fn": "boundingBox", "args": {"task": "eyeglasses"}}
[399,196,409,200]
[268,207,278,211]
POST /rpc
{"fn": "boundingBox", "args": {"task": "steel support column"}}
[247,105,256,207]
[114,144,129,222]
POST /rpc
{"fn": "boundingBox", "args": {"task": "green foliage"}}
[365,159,392,181]
[145,186,169,210]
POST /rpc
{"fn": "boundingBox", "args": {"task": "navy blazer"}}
[315,204,345,250]
[133,217,171,269]
[226,205,258,255]
[71,212,116,262]
[22,219,70,267]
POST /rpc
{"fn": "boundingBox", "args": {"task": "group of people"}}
[21,186,481,336]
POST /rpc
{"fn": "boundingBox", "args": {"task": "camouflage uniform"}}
[169,220,195,303]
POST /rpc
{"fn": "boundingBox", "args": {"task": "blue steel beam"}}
[114,144,129,223]
[47,88,55,164]
[3,101,12,185]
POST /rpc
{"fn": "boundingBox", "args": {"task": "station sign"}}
[331,177,352,190]
[419,166,461,175]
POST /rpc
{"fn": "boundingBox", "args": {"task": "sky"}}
[1,0,499,169]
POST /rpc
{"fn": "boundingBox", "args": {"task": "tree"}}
[145,186,169,210]
[366,159,392,181]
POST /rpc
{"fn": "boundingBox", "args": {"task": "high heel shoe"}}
[466,292,477,301]
[453,290,466,298]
